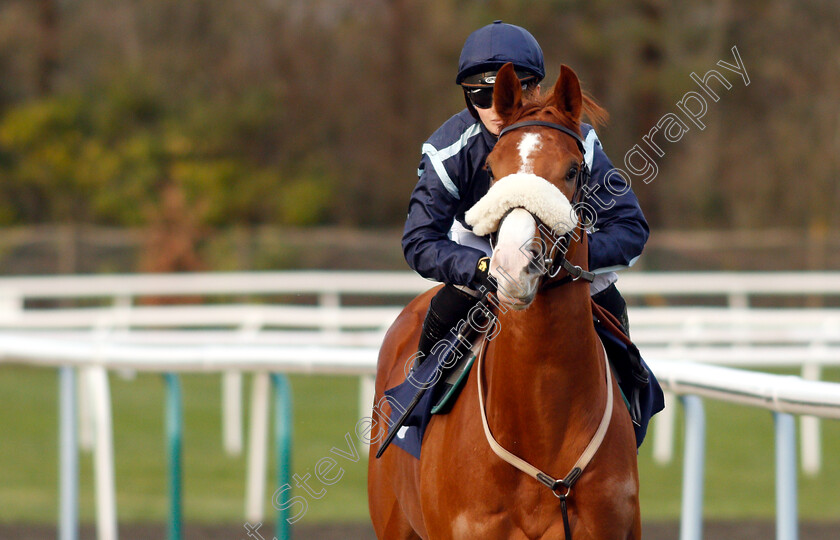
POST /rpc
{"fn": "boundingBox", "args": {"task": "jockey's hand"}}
[472,257,497,294]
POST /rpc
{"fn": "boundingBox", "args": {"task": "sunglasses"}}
[464,82,531,110]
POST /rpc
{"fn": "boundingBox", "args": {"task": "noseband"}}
[495,120,595,287]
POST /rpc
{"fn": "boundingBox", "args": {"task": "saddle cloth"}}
[383,311,664,459]
[383,328,485,459]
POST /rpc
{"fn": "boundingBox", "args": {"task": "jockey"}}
[402,22,649,376]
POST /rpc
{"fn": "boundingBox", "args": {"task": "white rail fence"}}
[1,271,840,540]
[2,271,838,469]
[1,272,839,467]
[2,338,840,540]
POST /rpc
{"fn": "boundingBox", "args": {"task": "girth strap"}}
[476,338,613,539]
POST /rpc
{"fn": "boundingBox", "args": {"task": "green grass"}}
[638,388,840,521]
[1,365,839,524]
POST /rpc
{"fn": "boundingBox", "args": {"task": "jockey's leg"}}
[411,220,491,370]
[591,282,630,334]
[592,282,649,431]
[414,284,480,370]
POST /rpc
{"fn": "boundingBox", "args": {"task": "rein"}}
[537,221,595,289]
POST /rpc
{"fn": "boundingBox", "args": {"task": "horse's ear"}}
[493,62,522,123]
[553,64,582,121]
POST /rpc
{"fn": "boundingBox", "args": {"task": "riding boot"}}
[592,283,648,425]
[592,282,630,335]
[413,284,481,372]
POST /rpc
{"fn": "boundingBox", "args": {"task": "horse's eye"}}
[485,163,495,181]
[566,166,578,181]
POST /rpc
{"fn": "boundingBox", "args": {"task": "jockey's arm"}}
[583,129,650,273]
[402,153,486,287]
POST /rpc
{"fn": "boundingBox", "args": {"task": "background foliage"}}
[0,0,838,272]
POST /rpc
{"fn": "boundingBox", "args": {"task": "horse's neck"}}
[488,282,603,409]
[485,256,605,459]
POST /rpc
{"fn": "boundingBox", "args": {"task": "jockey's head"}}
[456,21,545,128]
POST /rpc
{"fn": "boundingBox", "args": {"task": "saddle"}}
[381,320,487,459]
[382,301,664,459]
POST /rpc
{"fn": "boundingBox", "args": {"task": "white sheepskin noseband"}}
[465,173,577,236]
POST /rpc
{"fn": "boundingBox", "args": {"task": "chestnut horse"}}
[368,63,640,539]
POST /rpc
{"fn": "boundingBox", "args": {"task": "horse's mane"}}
[580,93,609,126]
[512,88,608,129]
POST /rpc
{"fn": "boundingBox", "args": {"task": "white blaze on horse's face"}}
[517,133,542,174]
[490,208,541,310]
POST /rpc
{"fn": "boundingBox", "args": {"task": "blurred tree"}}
[141,182,205,273]
[36,0,59,96]
[0,0,837,237]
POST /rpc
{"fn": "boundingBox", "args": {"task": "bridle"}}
[478,119,611,540]
[494,119,595,288]
[498,119,589,204]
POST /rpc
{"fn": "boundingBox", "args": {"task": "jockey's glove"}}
[472,257,497,294]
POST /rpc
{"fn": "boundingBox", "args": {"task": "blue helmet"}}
[455,21,545,86]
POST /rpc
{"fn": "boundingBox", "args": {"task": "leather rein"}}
[478,119,611,539]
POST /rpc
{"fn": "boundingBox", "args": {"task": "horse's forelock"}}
[505,87,607,130]
[507,94,552,125]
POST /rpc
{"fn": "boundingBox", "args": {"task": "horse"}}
[368,62,640,539]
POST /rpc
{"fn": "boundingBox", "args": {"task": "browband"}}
[498,120,585,153]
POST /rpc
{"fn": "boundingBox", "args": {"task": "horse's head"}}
[465,63,606,309]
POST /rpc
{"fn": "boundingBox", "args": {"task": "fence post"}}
[226,318,262,456]
[165,374,183,540]
[654,338,688,466]
[272,374,293,540]
[245,372,271,522]
[727,291,748,309]
[319,291,341,339]
[222,371,243,455]
[78,367,94,452]
[800,356,823,475]
[679,395,705,540]
[358,374,376,456]
[58,366,79,540]
[653,390,675,464]
[775,412,798,540]
[0,289,23,313]
[89,367,118,540]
